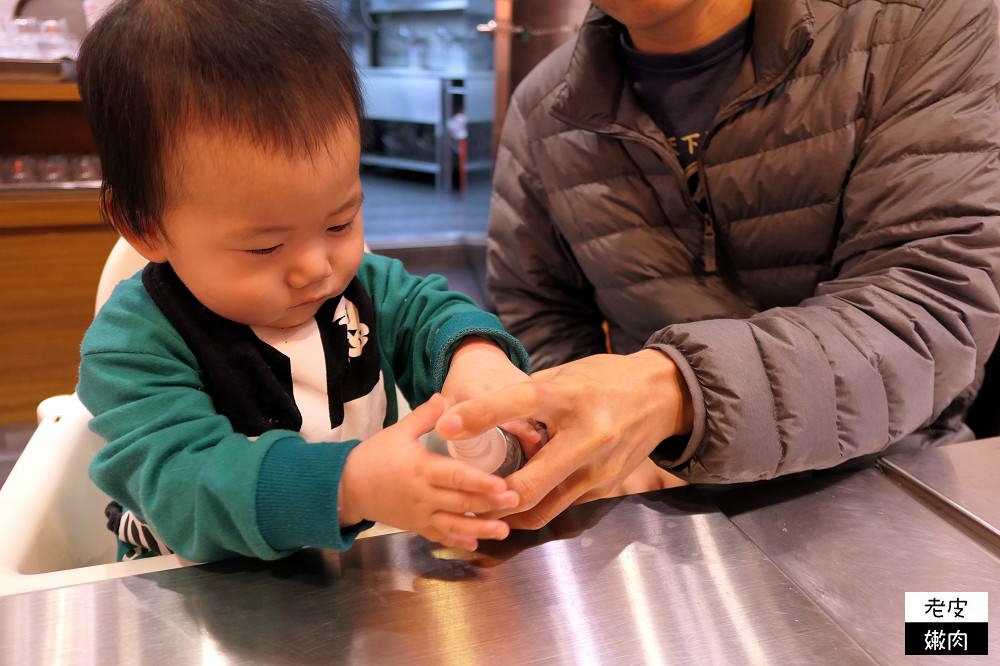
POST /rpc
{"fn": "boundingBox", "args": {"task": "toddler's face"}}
[132,123,365,329]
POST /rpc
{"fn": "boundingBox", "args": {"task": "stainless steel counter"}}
[879,438,1000,544]
[2,445,998,664]
[1,488,873,665]
[712,467,1000,665]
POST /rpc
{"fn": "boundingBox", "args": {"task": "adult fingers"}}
[500,420,542,447]
[500,430,596,515]
[523,419,551,458]
[436,381,556,441]
[502,419,550,459]
[503,472,594,531]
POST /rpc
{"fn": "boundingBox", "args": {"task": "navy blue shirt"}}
[621,20,751,207]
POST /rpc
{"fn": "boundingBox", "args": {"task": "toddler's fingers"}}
[394,393,446,440]
[430,488,519,515]
[430,512,511,541]
[422,456,508,493]
[421,526,478,551]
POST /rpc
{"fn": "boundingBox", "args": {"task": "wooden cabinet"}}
[0,83,117,423]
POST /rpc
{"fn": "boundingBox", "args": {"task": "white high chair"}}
[0,238,406,596]
[0,240,189,596]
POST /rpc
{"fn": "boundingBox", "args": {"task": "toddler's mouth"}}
[292,294,328,308]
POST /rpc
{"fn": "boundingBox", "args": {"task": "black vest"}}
[142,263,382,437]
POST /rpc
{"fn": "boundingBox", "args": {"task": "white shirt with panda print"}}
[252,295,387,443]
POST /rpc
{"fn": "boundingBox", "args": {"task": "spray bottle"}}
[425,427,525,477]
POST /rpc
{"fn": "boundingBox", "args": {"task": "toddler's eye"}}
[247,245,279,255]
[328,221,353,234]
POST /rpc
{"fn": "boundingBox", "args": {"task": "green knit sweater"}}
[78,253,529,562]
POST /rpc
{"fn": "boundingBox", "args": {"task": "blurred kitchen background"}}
[1,0,592,245]
[0,0,590,482]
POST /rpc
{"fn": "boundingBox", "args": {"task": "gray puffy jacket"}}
[488,0,1000,482]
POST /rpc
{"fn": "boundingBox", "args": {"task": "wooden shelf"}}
[0,79,106,423]
[0,82,81,102]
[0,188,102,230]
[0,187,114,422]
[0,222,118,423]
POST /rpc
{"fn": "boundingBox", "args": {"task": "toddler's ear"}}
[123,230,168,264]
[100,189,168,263]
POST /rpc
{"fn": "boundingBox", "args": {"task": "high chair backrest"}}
[94,237,149,315]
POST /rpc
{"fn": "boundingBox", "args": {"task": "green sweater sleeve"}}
[357,253,531,406]
[79,275,371,563]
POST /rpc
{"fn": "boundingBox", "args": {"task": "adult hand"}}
[440,336,545,447]
[435,350,693,530]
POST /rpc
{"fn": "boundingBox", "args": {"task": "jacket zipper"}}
[698,130,718,275]
[618,132,710,260]
[619,130,722,275]
[588,33,815,277]
[696,33,817,274]
[701,213,718,274]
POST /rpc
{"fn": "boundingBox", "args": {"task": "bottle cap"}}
[449,428,502,457]
[447,428,507,473]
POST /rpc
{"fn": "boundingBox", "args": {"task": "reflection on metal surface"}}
[713,468,1000,665]
[0,489,873,664]
[690,513,769,665]
[198,625,228,666]
[879,438,1000,547]
[616,539,667,666]
[545,538,601,666]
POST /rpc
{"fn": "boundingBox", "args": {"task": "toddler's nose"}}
[287,244,333,289]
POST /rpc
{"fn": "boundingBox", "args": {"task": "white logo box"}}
[905,592,989,623]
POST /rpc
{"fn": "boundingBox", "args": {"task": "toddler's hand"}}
[339,394,519,551]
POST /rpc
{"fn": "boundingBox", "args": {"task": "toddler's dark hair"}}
[78,0,363,241]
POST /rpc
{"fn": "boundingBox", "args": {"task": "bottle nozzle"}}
[447,430,498,459]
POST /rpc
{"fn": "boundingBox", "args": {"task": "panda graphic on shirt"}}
[252,295,385,443]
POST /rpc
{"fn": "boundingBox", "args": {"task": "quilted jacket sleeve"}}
[487,92,608,370]
[649,0,1000,482]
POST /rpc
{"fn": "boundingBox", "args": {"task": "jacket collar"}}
[551,1,816,133]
